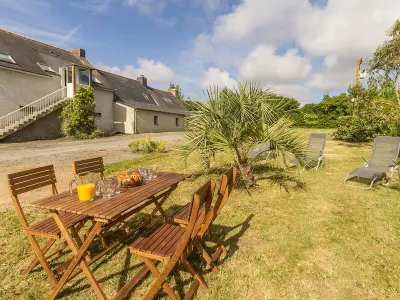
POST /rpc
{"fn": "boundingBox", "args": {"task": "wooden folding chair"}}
[172,167,237,271]
[128,180,215,300]
[7,165,88,286]
[72,157,105,181]
[72,156,125,248]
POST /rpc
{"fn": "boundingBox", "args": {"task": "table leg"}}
[50,213,107,300]
[149,184,178,222]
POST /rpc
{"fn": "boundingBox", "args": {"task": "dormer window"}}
[92,76,102,84]
[37,63,57,75]
[149,91,160,105]
[163,97,172,104]
[0,52,16,64]
[143,93,150,101]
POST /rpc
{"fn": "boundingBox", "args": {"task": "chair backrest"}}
[196,167,238,240]
[7,165,58,230]
[216,167,237,215]
[171,180,215,261]
[72,157,104,181]
[367,136,400,171]
[308,133,327,156]
[248,141,271,159]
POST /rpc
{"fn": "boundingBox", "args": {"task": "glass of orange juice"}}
[76,183,95,202]
[69,172,99,202]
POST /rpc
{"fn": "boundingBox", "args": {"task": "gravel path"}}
[0,132,182,210]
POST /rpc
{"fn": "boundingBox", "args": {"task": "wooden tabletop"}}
[29,172,189,221]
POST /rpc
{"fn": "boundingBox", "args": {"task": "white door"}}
[66,66,74,98]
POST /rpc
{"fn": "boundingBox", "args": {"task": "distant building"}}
[0,29,187,142]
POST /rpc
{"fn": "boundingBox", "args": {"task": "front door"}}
[65,66,74,98]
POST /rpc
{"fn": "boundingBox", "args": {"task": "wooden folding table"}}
[29,172,189,300]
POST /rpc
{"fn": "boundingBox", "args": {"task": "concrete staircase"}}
[0,87,69,140]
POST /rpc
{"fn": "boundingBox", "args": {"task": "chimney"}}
[137,75,147,87]
[168,88,177,97]
[71,48,86,58]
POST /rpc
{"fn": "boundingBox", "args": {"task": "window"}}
[176,118,179,126]
[163,97,172,104]
[154,116,159,125]
[78,68,90,85]
[67,68,73,83]
[0,52,16,64]
[143,93,150,101]
[37,63,57,75]
[149,91,160,105]
[92,76,102,84]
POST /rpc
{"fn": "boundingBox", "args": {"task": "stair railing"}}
[0,86,68,130]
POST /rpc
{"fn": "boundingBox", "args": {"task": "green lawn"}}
[2,128,400,299]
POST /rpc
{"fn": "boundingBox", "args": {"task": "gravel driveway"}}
[0,132,182,210]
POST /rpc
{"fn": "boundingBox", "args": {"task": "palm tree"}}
[180,81,308,187]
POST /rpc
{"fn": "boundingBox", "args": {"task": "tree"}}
[169,83,185,102]
[369,19,400,104]
[61,86,103,139]
[180,81,308,187]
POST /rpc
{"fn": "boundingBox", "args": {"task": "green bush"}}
[61,86,103,139]
[291,93,350,128]
[128,137,168,153]
[333,105,392,142]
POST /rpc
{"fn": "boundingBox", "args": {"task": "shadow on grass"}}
[253,164,307,193]
[56,208,254,299]
[189,165,234,181]
[336,142,371,148]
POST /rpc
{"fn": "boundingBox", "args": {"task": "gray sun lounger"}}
[249,141,274,161]
[291,133,327,170]
[344,136,400,189]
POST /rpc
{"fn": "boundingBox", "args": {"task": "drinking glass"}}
[95,180,103,196]
[102,179,115,199]
[113,177,121,194]
[148,165,159,179]
[138,167,148,180]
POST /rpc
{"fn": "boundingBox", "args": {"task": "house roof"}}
[0,29,186,115]
[0,29,91,77]
[92,69,187,115]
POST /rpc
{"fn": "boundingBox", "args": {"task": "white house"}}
[0,29,187,142]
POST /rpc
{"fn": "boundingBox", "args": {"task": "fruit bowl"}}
[116,171,143,187]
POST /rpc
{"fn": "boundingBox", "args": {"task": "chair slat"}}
[12,179,57,196]
[8,165,57,196]
[8,165,54,180]
[73,157,104,178]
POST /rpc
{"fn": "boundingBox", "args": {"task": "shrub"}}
[61,86,103,139]
[128,137,168,153]
[333,103,392,142]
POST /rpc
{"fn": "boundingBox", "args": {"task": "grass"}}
[2,128,400,299]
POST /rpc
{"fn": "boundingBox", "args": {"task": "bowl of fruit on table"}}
[116,171,143,187]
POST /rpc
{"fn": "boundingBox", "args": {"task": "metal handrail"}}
[0,86,68,130]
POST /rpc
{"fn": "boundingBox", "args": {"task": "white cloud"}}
[308,56,356,91]
[211,0,302,44]
[296,0,399,57]
[239,45,312,84]
[271,84,313,105]
[187,0,400,103]
[201,67,236,88]
[97,58,175,83]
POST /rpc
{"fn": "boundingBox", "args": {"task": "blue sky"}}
[1,0,399,104]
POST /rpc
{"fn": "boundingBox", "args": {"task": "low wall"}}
[3,108,63,142]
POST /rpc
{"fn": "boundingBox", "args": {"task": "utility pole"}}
[355,58,362,86]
